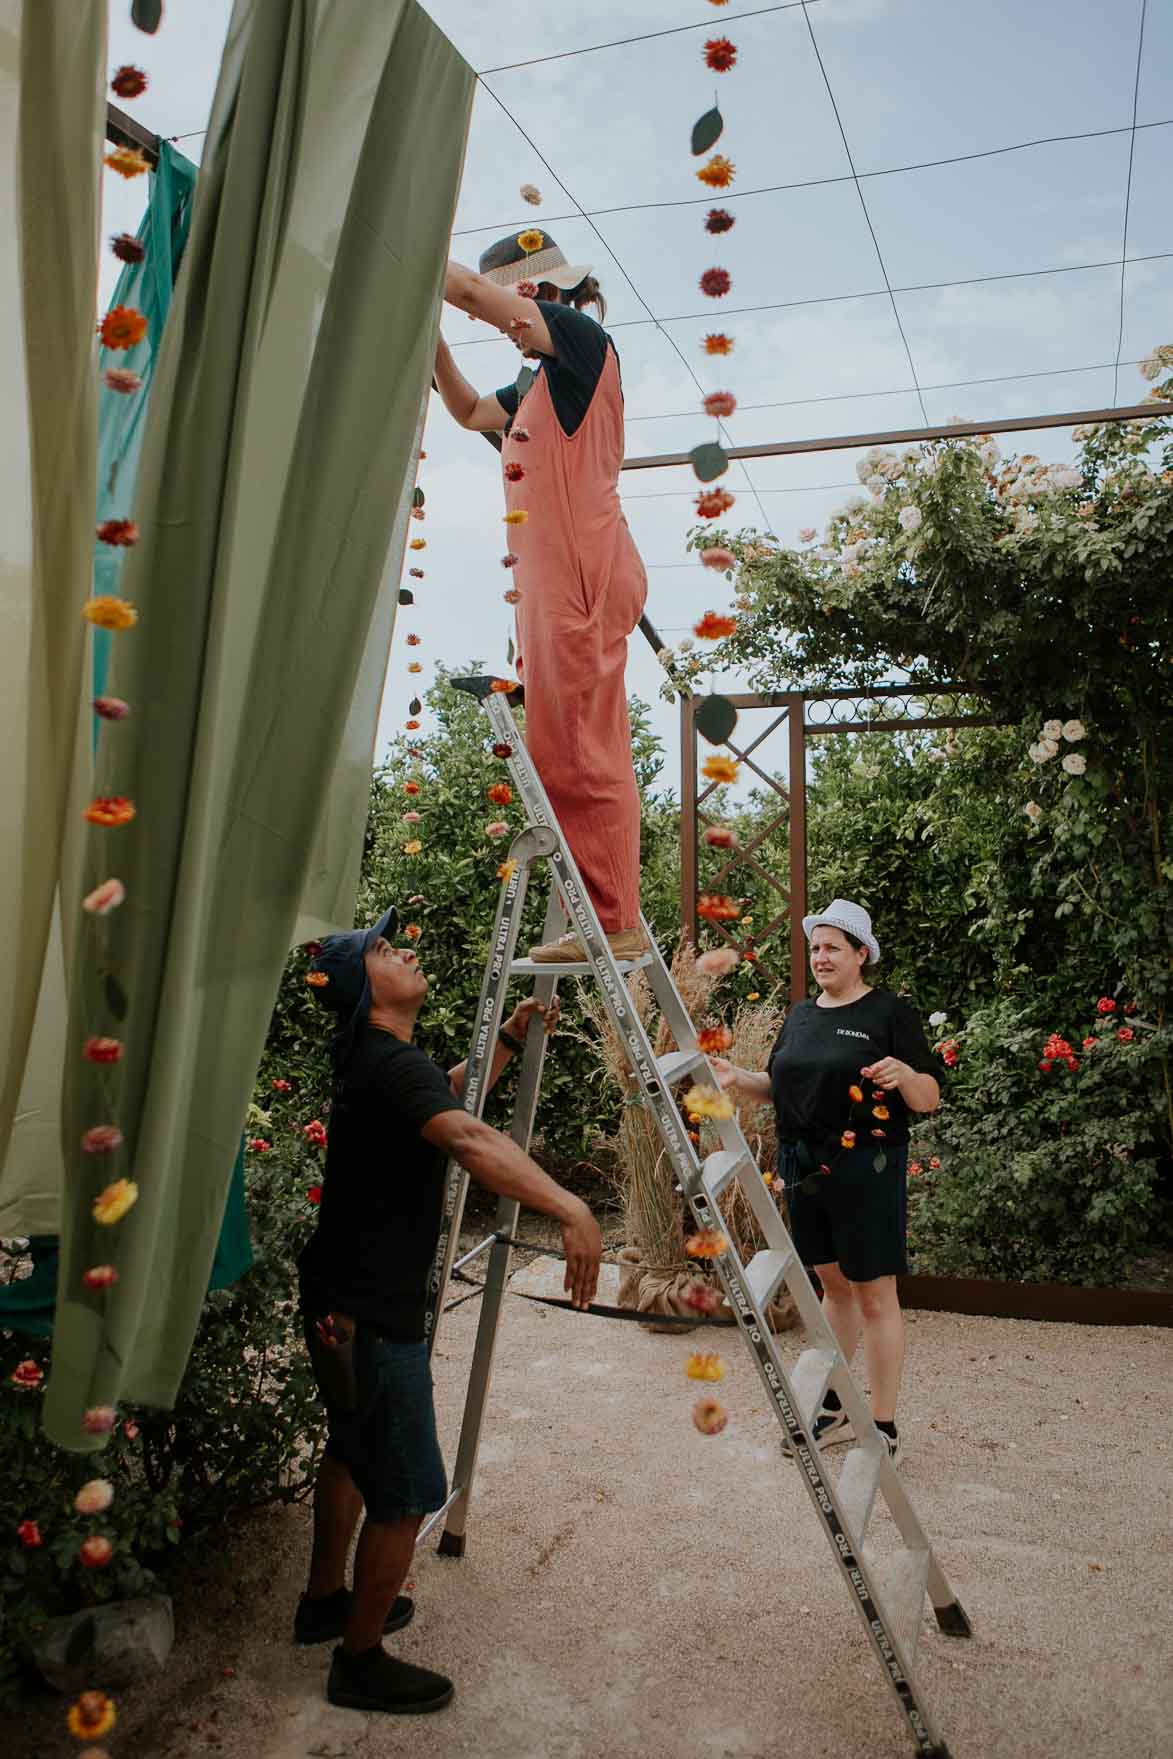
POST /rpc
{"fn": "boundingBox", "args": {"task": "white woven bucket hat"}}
[801,898,880,965]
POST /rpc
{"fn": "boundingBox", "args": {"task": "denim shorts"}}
[779,1140,909,1282]
[303,1319,447,1523]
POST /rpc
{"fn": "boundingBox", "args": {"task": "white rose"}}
[1028,740,1058,764]
[979,441,1000,469]
[921,453,942,477]
[945,739,961,758]
[1062,752,1087,776]
[845,495,867,513]
[1139,354,1161,382]
[677,636,694,651]
[841,542,861,563]
[898,506,923,533]
[866,474,886,498]
[1061,719,1086,742]
[1015,509,1040,532]
[1157,344,1173,366]
[1041,737,1059,758]
[1050,466,1081,491]
[843,561,863,579]
[901,446,920,466]
[798,527,816,543]
[1041,719,1063,739]
[928,1011,948,1026]
[1071,425,1090,441]
[815,546,834,562]
[856,456,876,483]
[1024,801,1043,822]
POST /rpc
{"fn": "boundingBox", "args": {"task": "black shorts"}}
[303,1317,447,1523]
[779,1141,908,1282]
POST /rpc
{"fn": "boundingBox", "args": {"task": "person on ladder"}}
[708,901,940,1465]
[433,231,648,964]
[294,905,602,1715]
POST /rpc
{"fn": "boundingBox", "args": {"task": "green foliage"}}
[0,1121,326,1692]
[907,997,1168,1283]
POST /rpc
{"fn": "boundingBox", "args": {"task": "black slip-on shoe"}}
[294,1590,414,1645]
[327,1644,454,1714]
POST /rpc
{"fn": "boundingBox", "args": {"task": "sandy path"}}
[24,1291,1173,1759]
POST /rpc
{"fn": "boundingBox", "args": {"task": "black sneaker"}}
[293,1589,414,1645]
[327,1644,454,1714]
[880,1428,902,1467]
[780,1406,855,1456]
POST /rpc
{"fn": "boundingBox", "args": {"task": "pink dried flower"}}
[92,695,130,720]
[82,878,126,915]
[700,547,736,571]
[81,1125,123,1154]
[703,391,737,419]
[82,1405,117,1434]
[696,947,740,977]
[103,366,143,395]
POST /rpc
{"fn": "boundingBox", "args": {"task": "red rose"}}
[271,1078,292,1092]
[1064,1056,1079,1072]
[1096,997,1116,1014]
[11,1359,44,1389]
[1123,1001,1138,1015]
[928,1156,941,1170]
[1082,1037,1097,1050]
[79,1536,113,1569]
[1038,1059,1052,1072]
[17,1520,42,1548]
[303,1120,328,1148]
[306,1185,323,1206]
[248,1138,272,1153]
[1117,1027,1134,1043]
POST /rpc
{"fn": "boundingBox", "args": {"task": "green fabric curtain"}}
[0,2,106,1240]
[93,140,198,707]
[44,0,474,1447]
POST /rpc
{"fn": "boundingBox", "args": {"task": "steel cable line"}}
[1112,0,1148,404]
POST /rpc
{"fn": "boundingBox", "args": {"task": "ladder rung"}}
[837,1446,883,1547]
[508,953,654,976]
[743,1247,794,1313]
[700,1148,751,1202]
[864,1547,930,1661]
[790,1347,838,1426]
[653,1048,706,1086]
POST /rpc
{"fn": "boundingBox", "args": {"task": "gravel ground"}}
[19,1270,1173,1759]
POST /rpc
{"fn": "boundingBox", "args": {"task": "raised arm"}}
[421,1110,601,1307]
[444,259,556,356]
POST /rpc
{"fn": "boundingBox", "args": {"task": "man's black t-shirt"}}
[767,989,938,1151]
[297,1028,463,1339]
[495,300,610,438]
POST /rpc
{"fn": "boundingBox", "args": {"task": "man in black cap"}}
[293,904,601,1715]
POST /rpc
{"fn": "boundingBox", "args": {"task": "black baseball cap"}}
[307,904,398,1064]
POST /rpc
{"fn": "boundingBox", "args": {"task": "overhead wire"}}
[1112,0,1148,403]
[476,3,820,75]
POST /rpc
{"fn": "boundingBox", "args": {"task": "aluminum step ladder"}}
[417,678,971,1759]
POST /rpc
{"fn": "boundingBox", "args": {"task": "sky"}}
[100,0,1170,797]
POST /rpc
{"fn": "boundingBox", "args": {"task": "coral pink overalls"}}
[501,344,647,932]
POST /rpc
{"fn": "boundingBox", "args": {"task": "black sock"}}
[306,1585,348,1607]
[822,1389,842,1412]
[876,1419,897,1439]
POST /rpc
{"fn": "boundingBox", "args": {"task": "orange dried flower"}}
[487,782,513,806]
[67,1690,116,1740]
[402,839,423,855]
[504,509,529,526]
[704,36,737,71]
[703,391,736,419]
[701,754,739,784]
[404,781,421,795]
[406,633,421,645]
[685,1227,728,1259]
[686,1351,726,1381]
[497,858,518,884]
[92,1178,138,1225]
[694,610,737,640]
[407,661,422,673]
[504,588,522,605]
[305,971,329,988]
[692,1396,729,1435]
[409,538,426,550]
[698,1024,733,1054]
[98,305,148,349]
[696,155,735,190]
[848,1083,864,1103]
[697,893,739,922]
[490,679,520,694]
[696,487,735,518]
[104,146,149,179]
[84,797,136,827]
[840,1130,856,1148]
[404,922,422,941]
[872,1105,890,1120]
[702,333,734,356]
[405,719,421,730]
[83,596,137,631]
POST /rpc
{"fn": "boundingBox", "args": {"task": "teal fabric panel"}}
[93,143,198,706]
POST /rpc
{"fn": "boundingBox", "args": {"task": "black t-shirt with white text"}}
[495,300,610,438]
[297,1028,463,1338]
[767,989,937,1151]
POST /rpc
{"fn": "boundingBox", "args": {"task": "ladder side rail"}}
[423,825,558,1355]
[688,1204,949,1755]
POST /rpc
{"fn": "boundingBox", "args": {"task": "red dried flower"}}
[96,518,139,547]
[110,232,146,264]
[1038,1059,1052,1072]
[487,782,513,806]
[271,1077,292,1092]
[696,487,735,518]
[512,427,530,442]
[697,1024,733,1055]
[405,633,421,646]
[82,1264,119,1290]
[504,588,522,605]
[17,1519,42,1548]
[515,279,539,298]
[504,462,526,482]
[703,391,737,419]
[700,267,731,298]
[82,1125,123,1154]
[409,567,424,578]
[84,796,136,827]
[681,1280,722,1315]
[492,742,514,758]
[111,64,149,98]
[697,893,740,922]
[84,1036,123,1065]
[703,825,738,849]
[405,719,420,730]
[692,1396,729,1435]
[501,553,519,569]
[306,1185,323,1206]
[93,695,130,720]
[404,780,421,795]
[705,207,736,234]
[704,37,737,71]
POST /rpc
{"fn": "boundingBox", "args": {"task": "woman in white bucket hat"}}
[433,230,648,966]
[710,899,940,1465]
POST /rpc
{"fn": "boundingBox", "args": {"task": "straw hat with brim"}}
[801,898,880,965]
[308,903,399,1062]
[478,228,593,293]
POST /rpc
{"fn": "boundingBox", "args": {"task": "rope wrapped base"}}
[616,1247,800,1335]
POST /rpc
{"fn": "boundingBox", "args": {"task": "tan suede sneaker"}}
[528,927,649,964]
